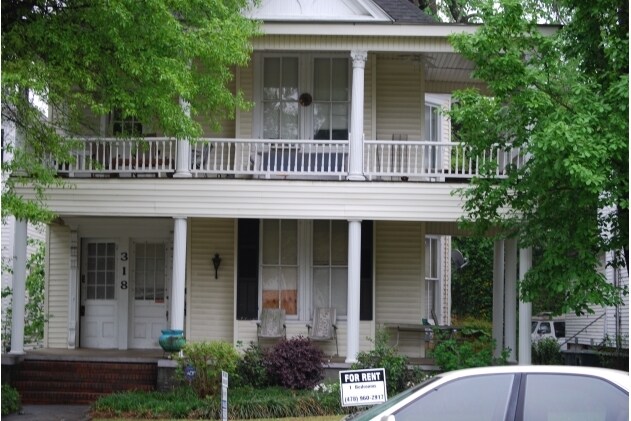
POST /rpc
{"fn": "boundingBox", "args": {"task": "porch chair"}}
[256,308,286,344]
[306,307,338,356]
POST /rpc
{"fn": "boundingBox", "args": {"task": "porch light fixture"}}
[212,253,222,279]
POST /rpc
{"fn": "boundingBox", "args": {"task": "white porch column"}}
[348,50,367,181]
[492,240,505,358]
[174,98,192,178]
[346,219,362,363]
[171,217,187,331]
[518,246,532,365]
[504,238,517,363]
[10,219,27,355]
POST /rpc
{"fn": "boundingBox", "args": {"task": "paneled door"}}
[80,241,118,348]
[129,241,168,349]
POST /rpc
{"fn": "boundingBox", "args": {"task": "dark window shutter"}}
[360,220,373,321]
[237,219,259,320]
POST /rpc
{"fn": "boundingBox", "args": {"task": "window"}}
[424,103,441,169]
[112,109,142,136]
[313,58,349,140]
[261,220,298,315]
[86,242,116,300]
[313,220,348,316]
[134,242,166,301]
[523,374,628,420]
[425,237,440,320]
[262,57,299,140]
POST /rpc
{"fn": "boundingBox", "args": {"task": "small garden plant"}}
[1,384,21,416]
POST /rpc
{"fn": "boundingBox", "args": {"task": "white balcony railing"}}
[51,137,523,181]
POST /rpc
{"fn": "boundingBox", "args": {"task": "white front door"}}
[80,241,118,348]
[129,241,168,349]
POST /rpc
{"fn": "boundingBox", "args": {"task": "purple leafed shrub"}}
[264,336,325,389]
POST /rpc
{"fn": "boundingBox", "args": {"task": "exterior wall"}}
[45,224,71,348]
[236,63,254,139]
[374,221,425,358]
[187,218,235,342]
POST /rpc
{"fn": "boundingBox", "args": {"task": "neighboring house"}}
[9,0,532,362]
[563,251,629,357]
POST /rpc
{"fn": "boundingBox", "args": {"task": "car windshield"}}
[531,321,537,333]
[345,375,442,421]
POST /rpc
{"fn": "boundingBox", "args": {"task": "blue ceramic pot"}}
[159,329,186,352]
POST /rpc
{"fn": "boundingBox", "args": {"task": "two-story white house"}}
[8,0,534,365]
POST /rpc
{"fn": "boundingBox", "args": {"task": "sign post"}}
[221,371,228,421]
[339,368,387,407]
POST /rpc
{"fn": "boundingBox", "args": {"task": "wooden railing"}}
[51,137,523,181]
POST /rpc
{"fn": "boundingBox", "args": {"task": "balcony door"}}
[259,55,350,142]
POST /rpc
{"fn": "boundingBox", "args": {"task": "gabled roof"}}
[247,0,435,24]
[372,0,437,23]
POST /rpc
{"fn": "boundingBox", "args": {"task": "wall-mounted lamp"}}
[212,253,222,279]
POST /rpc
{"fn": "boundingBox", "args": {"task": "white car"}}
[345,365,629,421]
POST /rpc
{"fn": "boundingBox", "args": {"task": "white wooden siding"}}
[237,63,254,139]
[375,221,426,357]
[45,224,71,348]
[187,218,235,342]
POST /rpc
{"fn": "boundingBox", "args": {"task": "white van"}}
[532,315,567,350]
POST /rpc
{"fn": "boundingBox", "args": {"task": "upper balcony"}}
[50,137,524,182]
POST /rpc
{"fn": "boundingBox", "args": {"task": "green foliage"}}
[264,336,325,390]
[1,384,21,416]
[235,342,270,388]
[352,328,425,396]
[430,323,508,371]
[2,0,259,221]
[1,238,48,352]
[93,386,349,419]
[451,237,494,320]
[531,338,563,365]
[177,341,240,398]
[448,0,628,316]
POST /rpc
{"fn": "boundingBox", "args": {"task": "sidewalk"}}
[3,405,91,421]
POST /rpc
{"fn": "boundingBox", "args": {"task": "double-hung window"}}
[425,236,440,320]
[312,220,348,316]
[261,220,298,315]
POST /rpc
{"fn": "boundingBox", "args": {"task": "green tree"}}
[2,0,258,222]
[451,236,494,320]
[448,0,628,315]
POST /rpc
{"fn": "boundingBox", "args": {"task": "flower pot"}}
[159,329,186,353]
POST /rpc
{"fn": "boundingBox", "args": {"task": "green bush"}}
[177,341,240,398]
[430,324,508,372]
[532,338,563,365]
[235,342,270,388]
[352,327,422,396]
[1,384,21,416]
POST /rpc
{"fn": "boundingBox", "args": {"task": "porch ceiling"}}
[17,178,471,223]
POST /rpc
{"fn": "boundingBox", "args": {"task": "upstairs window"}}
[112,109,142,136]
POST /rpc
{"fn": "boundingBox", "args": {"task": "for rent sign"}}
[339,368,387,407]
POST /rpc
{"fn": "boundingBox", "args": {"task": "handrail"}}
[560,313,605,348]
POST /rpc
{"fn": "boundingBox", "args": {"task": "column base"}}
[346,174,366,181]
[173,171,193,179]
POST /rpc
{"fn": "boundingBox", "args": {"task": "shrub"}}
[177,341,240,398]
[264,336,325,389]
[235,342,270,388]
[532,338,563,365]
[430,325,508,372]
[352,328,415,396]
[1,384,21,416]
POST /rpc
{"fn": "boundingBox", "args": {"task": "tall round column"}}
[348,51,367,181]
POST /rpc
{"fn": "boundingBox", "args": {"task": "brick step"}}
[19,390,105,405]
[13,380,155,393]
[14,369,157,383]
[18,360,157,374]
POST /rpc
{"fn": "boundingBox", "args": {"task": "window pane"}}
[313,103,330,140]
[331,59,348,101]
[262,220,279,264]
[331,221,348,265]
[394,374,514,421]
[313,220,330,265]
[524,374,629,421]
[331,268,347,316]
[313,267,330,309]
[280,267,297,315]
[263,58,280,100]
[280,220,297,265]
[281,58,299,100]
[331,104,348,140]
[313,59,330,101]
[281,102,299,140]
[263,102,280,139]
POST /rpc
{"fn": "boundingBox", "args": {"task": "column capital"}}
[350,50,368,68]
